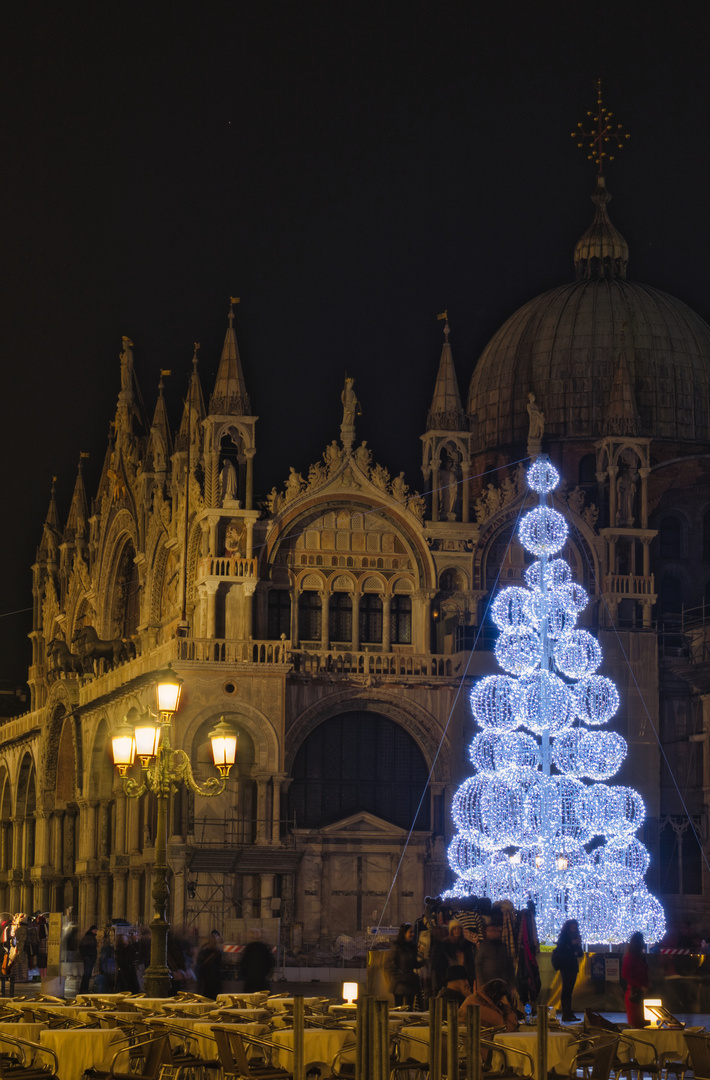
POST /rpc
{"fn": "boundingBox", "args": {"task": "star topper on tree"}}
[445,457,665,945]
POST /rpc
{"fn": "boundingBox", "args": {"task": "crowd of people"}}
[74,923,277,1000]
[385,900,653,1029]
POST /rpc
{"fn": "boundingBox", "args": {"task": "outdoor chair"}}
[585,1024,659,1080]
[81,1032,173,1080]
[549,1033,619,1080]
[0,1032,59,1080]
[210,1025,294,1080]
[683,1032,710,1080]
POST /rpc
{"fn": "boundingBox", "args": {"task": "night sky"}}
[2,2,709,686]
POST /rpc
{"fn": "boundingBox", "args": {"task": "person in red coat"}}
[622,932,650,1027]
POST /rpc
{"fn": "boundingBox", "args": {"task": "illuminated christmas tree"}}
[446,458,665,945]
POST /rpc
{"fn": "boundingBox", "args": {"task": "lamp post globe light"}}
[111,665,237,997]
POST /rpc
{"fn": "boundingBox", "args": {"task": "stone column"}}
[351,593,360,651]
[127,872,141,925]
[418,590,433,654]
[98,873,110,926]
[431,466,440,522]
[291,589,301,648]
[642,538,651,578]
[0,822,9,872]
[608,465,618,527]
[320,854,331,938]
[382,595,392,652]
[113,873,127,921]
[461,461,471,524]
[51,813,63,874]
[271,775,285,845]
[115,791,127,856]
[320,592,330,650]
[128,797,141,854]
[245,449,255,511]
[99,801,111,859]
[256,777,269,844]
[207,514,220,557]
[243,581,256,640]
[83,875,97,929]
[639,467,650,529]
[84,800,98,862]
[245,520,254,560]
[205,581,219,639]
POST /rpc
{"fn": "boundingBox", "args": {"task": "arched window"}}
[440,569,462,593]
[391,596,412,645]
[659,576,683,623]
[267,590,291,639]
[298,592,321,641]
[579,454,596,487]
[329,592,352,642]
[289,712,430,828]
[659,517,682,560]
[359,594,382,643]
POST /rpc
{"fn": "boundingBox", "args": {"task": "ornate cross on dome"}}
[572,78,630,174]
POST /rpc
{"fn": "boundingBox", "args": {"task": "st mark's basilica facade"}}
[4,172,710,948]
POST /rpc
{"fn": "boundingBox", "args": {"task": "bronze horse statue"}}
[73,625,129,672]
[46,638,84,678]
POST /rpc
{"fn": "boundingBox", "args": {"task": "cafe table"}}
[160,1001,217,1016]
[264,996,326,1012]
[39,1027,124,1080]
[205,1007,271,1021]
[0,1022,48,1058]
[492,1028,578,1080]
[270,1027,355,1069]
[619,1026,703,1066]
[216,992,270,1006]
[190,1020,268,1061]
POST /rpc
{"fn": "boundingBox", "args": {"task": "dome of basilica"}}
[467,177,710,451]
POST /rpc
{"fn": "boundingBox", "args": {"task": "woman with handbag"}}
[622,931,650,1027]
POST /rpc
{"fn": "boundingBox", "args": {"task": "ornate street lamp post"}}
[111,666,237,996]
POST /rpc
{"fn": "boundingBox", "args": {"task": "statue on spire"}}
[340,375,360,452]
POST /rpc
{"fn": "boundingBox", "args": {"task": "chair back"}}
[684,1032,710,1080]
[210,1026,251,1075]
[589,1036,620,1080]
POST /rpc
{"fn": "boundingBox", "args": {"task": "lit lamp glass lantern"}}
[209,718,238,778]
[342,982,358,1004]
[134,713,161,767]
[111,720,136,776]
[643,999,663,1025]
[156,666,183,718]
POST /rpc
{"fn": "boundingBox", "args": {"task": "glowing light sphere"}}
[495,626,543,677]
[490,587,533,630]
[598,838,650,885]
[629,889,667,946]
[578,731,627,780]
[571,675,619,725]
[554,630,603,679]
[519,507,568,556]
[517,670,573,734]
[544,593,578,639]
[448,834,489,882]
[470,730,538,773]
[560,581,589,614]
[470,675,521,731]
[527,458,560,493]
[525,558,572,590]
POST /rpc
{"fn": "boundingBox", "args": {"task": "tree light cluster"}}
[445,458,665,945]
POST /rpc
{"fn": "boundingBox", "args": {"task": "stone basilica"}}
[4,171,710,950]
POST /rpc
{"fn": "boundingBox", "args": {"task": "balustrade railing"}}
[604,573,655,596]
[176,638,457,676]
[196,555,257,580]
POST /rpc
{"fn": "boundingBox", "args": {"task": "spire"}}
[605,329,640,436]
[147,369,173,471]
[45,477,61,533]
[177,345,206,450]
[573,175,629,281]
[64,454,89,542]
[426,313,465,431]
[209,298,251,415]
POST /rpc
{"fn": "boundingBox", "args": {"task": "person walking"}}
[553,919,583,1022]
[78,925,98,993]
[239,931,275,992]
[386,923,424,1008]
[622,932,650,1028]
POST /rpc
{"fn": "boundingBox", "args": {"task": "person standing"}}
[622,932,650,1028]
[196,930,224,1000]
[385,923,423,1008]
[78,925,98,993]
[553,920,583,1022]
[239,932,275,992]
[475,920,514,990]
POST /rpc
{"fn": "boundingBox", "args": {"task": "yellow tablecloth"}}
[619,1027,702,1066]
[0,1022,48,1059]
[39,1028,123,1080]
[398,1023,575,1080]
[270,1027,355,1069]
[493,1029,577,1080]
